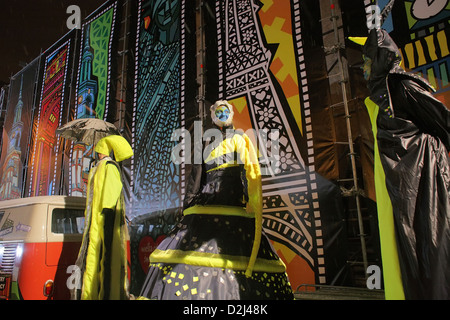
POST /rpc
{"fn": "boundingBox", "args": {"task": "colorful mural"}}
[367,0,450,104]
[27,42,71,197]
[70,1,117,197]
[212,0,338,288]
[4,0,449,296]
[126,0,330,292]
[128,0,182,291]
[400,0,450,104]
[130,0,181,220]
[0,77,25,200]
[127,0,348,292]
[0,60,39,200]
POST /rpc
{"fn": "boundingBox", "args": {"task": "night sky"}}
[0,0,108,85]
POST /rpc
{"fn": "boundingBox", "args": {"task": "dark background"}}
[0,0,108,86]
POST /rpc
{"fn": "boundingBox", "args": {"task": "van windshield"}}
[51,208,85,234]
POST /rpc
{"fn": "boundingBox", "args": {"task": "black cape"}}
[375,69,450,299]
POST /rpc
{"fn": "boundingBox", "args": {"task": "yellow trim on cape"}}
[348,36,368,46]
[183,205,254,218]
[150,249,286,273]
[206,161,239,173]
[365,97,405,300]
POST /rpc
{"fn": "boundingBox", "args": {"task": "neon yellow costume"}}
[73,135,133,300]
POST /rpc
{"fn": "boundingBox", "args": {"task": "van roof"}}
[0,195,86,209]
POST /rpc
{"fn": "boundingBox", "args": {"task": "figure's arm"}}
[99,162,123,211]
[235,134,262,277]
[397,79,450,150]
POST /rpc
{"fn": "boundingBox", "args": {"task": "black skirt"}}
[139,211,294,300]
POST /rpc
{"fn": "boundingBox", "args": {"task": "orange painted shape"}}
[230,99,252,132]
[144,16,151,30]
[276,246,315,290]
[46,241,81,266]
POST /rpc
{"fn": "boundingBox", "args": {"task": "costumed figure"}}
[72,135,133,300]
[350,15,450,299]
[139,100,293,299]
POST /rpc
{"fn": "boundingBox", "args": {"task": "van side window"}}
[51,208,85,234]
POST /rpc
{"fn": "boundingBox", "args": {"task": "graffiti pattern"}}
[215,0,325,283]
[28,42,71,196]
[131,0,182,221]
[70,2,117,197]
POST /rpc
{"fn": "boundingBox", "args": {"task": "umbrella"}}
[56,118,120,145]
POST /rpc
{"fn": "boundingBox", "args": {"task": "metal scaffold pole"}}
[117,0,131,132]
[325,0,369,277]
[195,0,206,130]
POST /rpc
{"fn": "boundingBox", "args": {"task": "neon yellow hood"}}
[95,135,133,162]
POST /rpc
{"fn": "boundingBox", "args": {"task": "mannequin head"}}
[210,100,234,128]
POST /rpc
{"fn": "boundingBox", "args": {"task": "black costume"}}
[139,100,293,300]
[362,28,450,299]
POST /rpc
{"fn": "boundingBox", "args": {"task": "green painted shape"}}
[89,8,114,119]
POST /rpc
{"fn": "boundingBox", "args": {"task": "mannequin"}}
[351,27,450,299]
[73,135,133,300]
[139,100,293,300]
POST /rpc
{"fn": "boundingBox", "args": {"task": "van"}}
[0,195,86,300]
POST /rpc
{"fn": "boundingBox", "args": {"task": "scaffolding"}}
[114,0,132,133]
[195,0,207,126]
[193,0,376,290]
[320,0,370,285]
